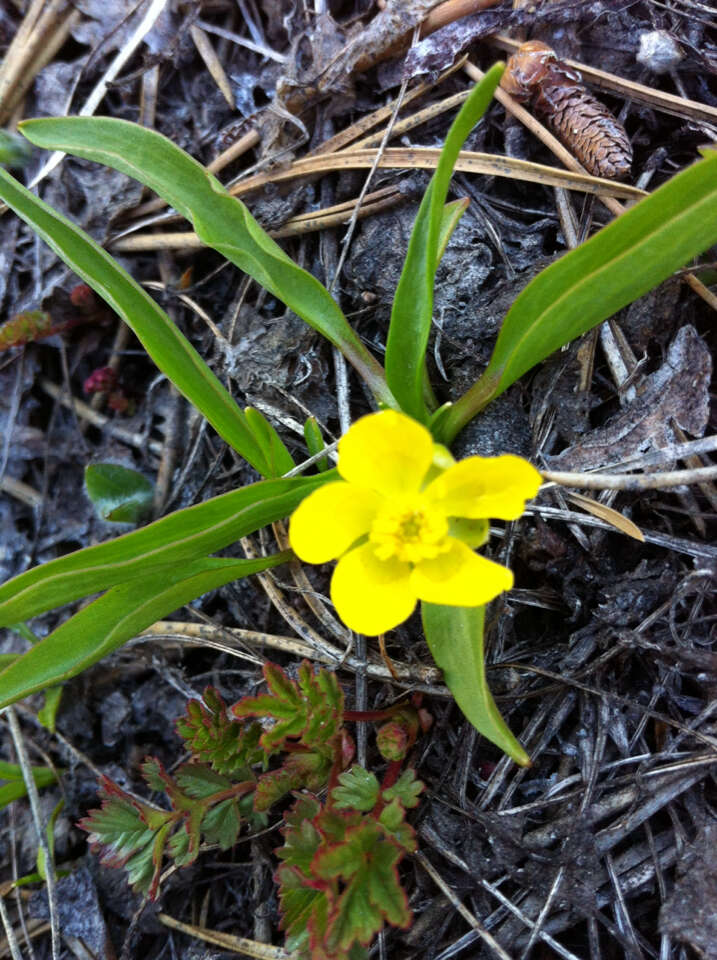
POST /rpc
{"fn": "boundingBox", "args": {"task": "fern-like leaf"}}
[177,687,264,776]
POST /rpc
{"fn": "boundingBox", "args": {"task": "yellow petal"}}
[411,538,513,606]
[337,410,433,497]
[331,542,416,635]
[290,482,381,563]
[424,455,542,520]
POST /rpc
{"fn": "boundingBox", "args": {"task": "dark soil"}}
[1,2,716,959]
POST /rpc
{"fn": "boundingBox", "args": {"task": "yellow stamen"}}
[369,498,451,564]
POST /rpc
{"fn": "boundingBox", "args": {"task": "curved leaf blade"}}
[422,603,529,765]
[0,472,332,627]
[0,554,289,709]
[0,168,274,475]
[19,117,394,407]
[385,64,504,421]
[441,150,717,440]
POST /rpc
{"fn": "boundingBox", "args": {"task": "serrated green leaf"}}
[385,65,504,421]
[277,863,323,952]
[233,660,343,755]
[366,843,411,928]
[319,825,409,951]
[177,689,262,776]
[85,463,154,524]
[277,817,322,876]
[80,784,164,869]
[0,471,330,627]
[440,149,717,440]
[377,798,417,853]
[422,603,529,765]
[19,117,394,408]
[381,769,423,810]
[327,865,384,950]
[313,821,381,881]
[0,554,288,709]
[0,167,274,475]
[167,826,191,865]
[124,838,160,895]
[174,763,233,799]
[331,767,379,812]
[141,757,170,793]
[200,797,241,849]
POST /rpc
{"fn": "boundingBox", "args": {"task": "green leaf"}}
[315,823,411,948]
[0,471,331,627]
[243,408,295,478]
[19,117,394,408]
[254,750,329,813]
[277,863,324,953]
[37,798,64,881]
[177,688,263,776]
[276,794,323,875]
[377,798,417,853]
[0,130,32,168]
[0,763,59,810]
[7,625,63,731]
[80,777,167,893]
[303,416,329,472]
[200,797,241,849]
[381,769,423,810]
[331,766,380,812]
[233,660,344,755]
[384,65,504,421]
[422,603,529,765]
[174,763,233,800]
[36,685,63,733]
[0,554,288,708]
[85,463,154,523]
[440,149,717,441]
[0,167,274,476]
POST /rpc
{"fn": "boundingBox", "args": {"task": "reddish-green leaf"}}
[331,767,380,813]
[177,688,263,776]
[233,660,343,755]
[381,769,423,810]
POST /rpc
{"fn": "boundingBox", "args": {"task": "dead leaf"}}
[567,492,645,541]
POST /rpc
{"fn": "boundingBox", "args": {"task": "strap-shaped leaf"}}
[0,167,275,475]
[19,117,394,407]
[440,149,717,440]
[385,65,504,421]
[0,472,331,626]
[422,603,529,765]
[0,554,288,708]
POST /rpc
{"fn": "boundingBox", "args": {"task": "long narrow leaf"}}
[0,554,289,709]
[19,117,394,407]
[440,149,717,441]
[422,603,529,765]
[384,65,504,421]
[0,168,276,475]
[0,472,331,627]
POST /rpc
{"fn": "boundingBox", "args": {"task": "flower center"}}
[369,498,450,564]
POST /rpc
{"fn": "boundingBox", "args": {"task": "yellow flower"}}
[290,411,542,636]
